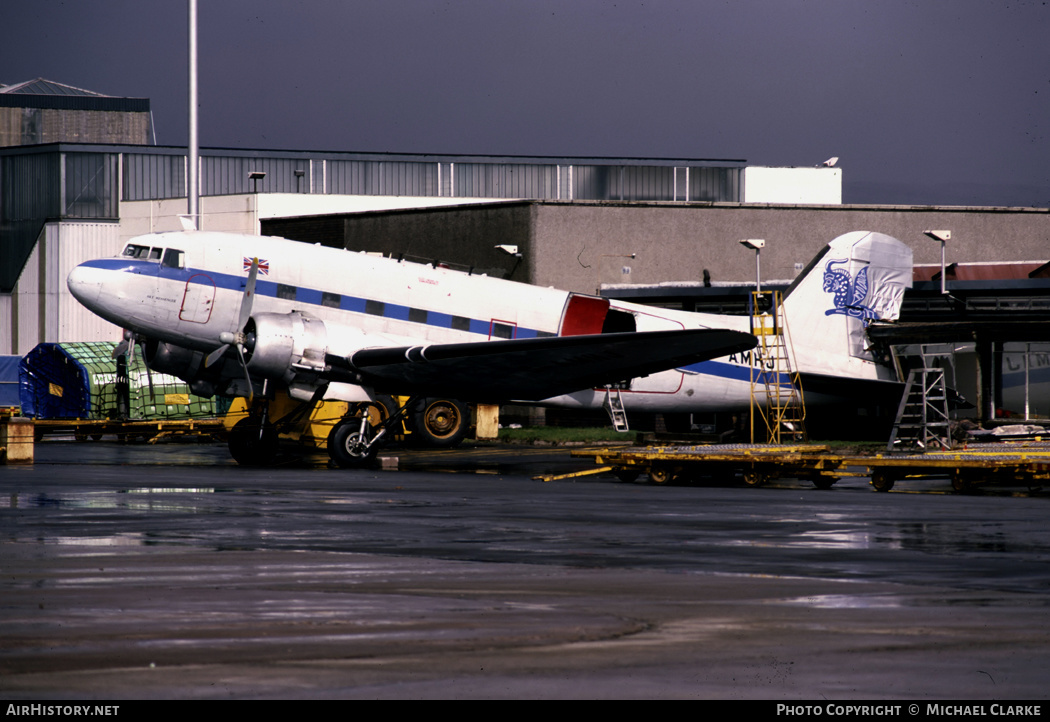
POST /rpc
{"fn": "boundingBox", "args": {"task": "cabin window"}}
[491,322,515,339]
[365,300,385,316]
[451,316,471,332]
[277,284,297,301]
[321,292,341,309]
[408,308,428,324]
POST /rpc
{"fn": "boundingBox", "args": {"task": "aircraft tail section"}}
[781,231,913,379]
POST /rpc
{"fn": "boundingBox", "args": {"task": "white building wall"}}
[742,166,842,204]
[0,221,123,355]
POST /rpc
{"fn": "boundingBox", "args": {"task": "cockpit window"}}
[162,248,185,269]
[121,244,170,262]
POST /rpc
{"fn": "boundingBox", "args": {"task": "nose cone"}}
[67,261,105,308]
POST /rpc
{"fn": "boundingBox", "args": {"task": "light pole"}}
[923,230,951,295]
[249,171,266,194]
[494,244,523,278]
[739,239,765,292]
[187,0,199,229]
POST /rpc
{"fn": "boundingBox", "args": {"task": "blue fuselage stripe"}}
[87,258,550,341]
[86,258,771,382]
[681,359,792,386]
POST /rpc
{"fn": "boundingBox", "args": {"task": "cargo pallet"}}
[564,441,1050,492]
[31,417,226,443]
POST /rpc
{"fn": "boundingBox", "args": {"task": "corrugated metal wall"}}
[571,165,740,202]
[1,221,121,355]
[2,145,744,292]
[123,153,185,201]
[1,152,61,291]
[327,160,439,196]
[453,163,559,199]
[63,153,118,218]
[202,156,313,196]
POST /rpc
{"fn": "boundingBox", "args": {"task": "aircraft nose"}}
[67,261,105,307]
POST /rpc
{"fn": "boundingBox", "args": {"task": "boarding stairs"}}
[748,291,807,444]
[603,387,630,432]
[887,366,952,452]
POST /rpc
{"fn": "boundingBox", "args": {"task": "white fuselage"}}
[67,230,907,414]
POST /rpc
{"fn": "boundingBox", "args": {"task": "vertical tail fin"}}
[782,231,913,378]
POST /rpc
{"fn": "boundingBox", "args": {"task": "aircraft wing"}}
[326,328,756,401]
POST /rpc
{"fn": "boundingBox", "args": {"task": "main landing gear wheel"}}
[327,417,379,468]
[413,398,468,447]
[228,417,278,466]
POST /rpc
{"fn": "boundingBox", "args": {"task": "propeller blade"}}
[238,257,259,330]
[112,330,134,359]
[140,340,155,402]
[235,342,254,406]
[203,257,259,397]
[205,343,231,368]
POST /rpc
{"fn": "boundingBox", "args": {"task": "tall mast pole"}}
[187,0,199,228]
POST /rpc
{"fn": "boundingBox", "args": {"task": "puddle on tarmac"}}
[771,594,905,609]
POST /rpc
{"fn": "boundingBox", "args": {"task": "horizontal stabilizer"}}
[329,328,757,401]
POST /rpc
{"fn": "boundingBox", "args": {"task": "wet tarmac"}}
[2,439,1050,699]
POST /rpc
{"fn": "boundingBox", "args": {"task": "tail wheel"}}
[413,398,468,447]
[327,417,378,468]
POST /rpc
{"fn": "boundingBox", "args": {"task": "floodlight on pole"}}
[494,244,523,277]
[249,171,266,193]
[923,230,951,295]
[739,239,765,292]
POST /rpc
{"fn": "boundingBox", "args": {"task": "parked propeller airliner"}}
[67,229,911,466]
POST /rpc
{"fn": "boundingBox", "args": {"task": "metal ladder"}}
[603,387,630,432]
[748,291,806,444]
[887,367,952,452]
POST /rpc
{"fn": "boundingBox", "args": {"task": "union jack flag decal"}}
[243,257,269,275]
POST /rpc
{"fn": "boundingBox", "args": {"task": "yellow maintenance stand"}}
[223,393,351,449]
[748,290,806,444]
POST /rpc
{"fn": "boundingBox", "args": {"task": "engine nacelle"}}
[245,312,329,400]
[145,339,206,381]
[144,340,222,397]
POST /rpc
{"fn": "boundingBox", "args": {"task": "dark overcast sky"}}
[4,0,1049,206]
